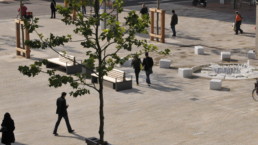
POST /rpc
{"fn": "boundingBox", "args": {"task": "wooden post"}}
[15,19,30,59]
[149,8,165,43]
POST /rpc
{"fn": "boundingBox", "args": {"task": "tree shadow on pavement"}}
[0,35,16,48]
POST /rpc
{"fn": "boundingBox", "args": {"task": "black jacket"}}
[1,118,15,144]
[51,1,56,11]
[131,58,142,71]
[140,7,148,15]
[56,96,68,116]
[170,14,178,26]
[142,57,153,71]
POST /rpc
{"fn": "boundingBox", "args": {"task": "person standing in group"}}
[1,113,15,145]
[235,11,243,35]
[170,10,178,37]
[142,52,154,86]
[140,3,148,16]
[50,0,56,19]
[53,92,74,136]
[131,54,142,85]
[18,4,27,19]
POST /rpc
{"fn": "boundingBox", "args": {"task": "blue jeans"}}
[171,25,176,36]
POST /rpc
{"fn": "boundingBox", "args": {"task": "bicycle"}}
[252,79,258,101]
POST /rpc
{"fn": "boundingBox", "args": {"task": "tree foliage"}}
[19,0,169,144]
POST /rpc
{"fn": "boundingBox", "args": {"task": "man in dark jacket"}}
[53,92,74,136]
[142,52,153,86]
[50,0,56,18]
[140,3,148,16]
[170,10,178,37]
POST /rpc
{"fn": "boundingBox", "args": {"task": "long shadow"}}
[56,132,86,141]
[0,35,16,48]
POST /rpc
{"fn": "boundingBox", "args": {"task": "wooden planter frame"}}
[149,8,165,43]
[15,19,30,58]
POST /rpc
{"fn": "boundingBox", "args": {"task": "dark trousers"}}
[171,25,176,36]
[51,10,56,18]
[53,115,72,133]
[134,69,140,85]
[235,21,243,34]
[145,70,152,84]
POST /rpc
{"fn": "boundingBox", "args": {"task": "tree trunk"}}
[98,79,104,143]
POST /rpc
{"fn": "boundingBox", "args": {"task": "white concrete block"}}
[221,52,231,61]
[178,68,192,78]
[210,79,222,90]
[194,46,204,55]
[247,50,256,59]
[122,58,132,67]
[220,0,224,4]
[159,59,171,68]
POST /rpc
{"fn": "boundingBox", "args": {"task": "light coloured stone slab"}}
[178,68,192,78]
[210,79,222,90]
[122,58,132,67]
[194,46,204,55]
[159,59,171,68]
[247,50,256,59]
[221,52,231,61]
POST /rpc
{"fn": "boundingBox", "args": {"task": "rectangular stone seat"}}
[194,46,204,55]
[159,59,171,68]
[210,79,222,90]
[122,58,132,67]
[247,50,256,59]
[221,52,231,61]
[178,68,192,78]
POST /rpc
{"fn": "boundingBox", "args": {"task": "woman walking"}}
[131,55,142,85]
[1,113,15,145]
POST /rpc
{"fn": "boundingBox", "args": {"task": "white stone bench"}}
[91,69,132,91]
[221,52,231,61]
[46,52,82,74]
[210,79,222,90]
[194,46,204,55]
[178,68,192,78]
[247,50,256,59]
[159,59,171,68]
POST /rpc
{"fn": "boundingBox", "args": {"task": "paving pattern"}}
[0,1,258,145]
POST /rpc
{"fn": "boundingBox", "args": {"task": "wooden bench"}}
[91,69,132,91]
[46,52,82,74]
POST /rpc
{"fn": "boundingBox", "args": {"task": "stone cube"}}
[221,52,231,61]
[122,58,132,67]
[247,50,256,59]
[210,79,222,90]
[194,46,204,55]
[159,59,172,68]
[178,68,192,78]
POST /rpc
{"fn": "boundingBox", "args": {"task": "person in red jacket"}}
[18,4,27,18]
[235,11,243,35]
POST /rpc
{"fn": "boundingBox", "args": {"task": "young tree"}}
[18,0,169,144]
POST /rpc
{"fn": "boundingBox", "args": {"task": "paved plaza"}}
[0,1,258,145]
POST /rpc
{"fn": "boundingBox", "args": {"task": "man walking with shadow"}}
[53,92,74,136]
[142,52,154,86]
[235,11,243,35]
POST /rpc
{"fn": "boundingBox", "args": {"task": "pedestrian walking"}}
[142,52,154,86]
[17,4,27,19]
[170,10,178,37]
[53,92,74,136]
[1,113,15,145]
[235,11,243,35]
[81,0,87,15]
[50,0,56,19]
[140,3,148,16]
[131,55,142,85]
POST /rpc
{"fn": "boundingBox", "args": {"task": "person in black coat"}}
[170,10,178,37]
[1,113,15,145]
[50,0,56,18]
[140,3,148,16]
[131,55,142,85]
[142,52,153,86]
[53,92,74,136]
